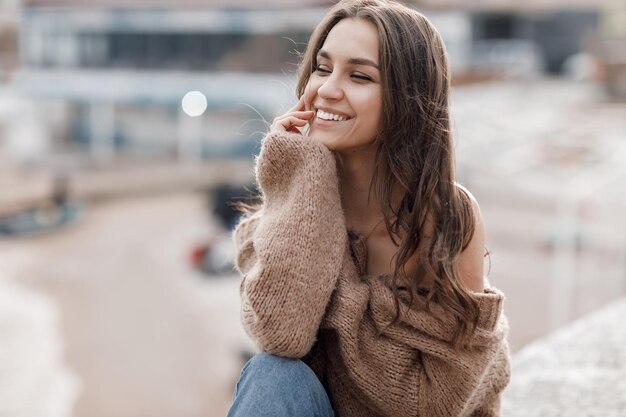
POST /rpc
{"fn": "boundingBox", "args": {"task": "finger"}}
[280,116,309,130]
[288,95,306,112]
[287,117,309,126]
[272,111,311,121]
[271,115,309,132]
[285,110,315,119]
[272,111,314,126]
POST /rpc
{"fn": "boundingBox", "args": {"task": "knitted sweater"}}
[233,131,511,417]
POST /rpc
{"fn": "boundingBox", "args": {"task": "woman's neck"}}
[335,148,404,229]
[336,148,381,224]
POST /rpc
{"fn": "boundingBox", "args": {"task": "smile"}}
[316,109,351,122]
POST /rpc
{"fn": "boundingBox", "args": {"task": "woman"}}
[227,1,510,416]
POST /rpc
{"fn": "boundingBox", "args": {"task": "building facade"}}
[9,0,605,164]
[15,0,330,162]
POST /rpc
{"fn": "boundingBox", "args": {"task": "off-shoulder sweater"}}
[233,131,511,417]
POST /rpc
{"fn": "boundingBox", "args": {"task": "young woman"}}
[227,1,510,416]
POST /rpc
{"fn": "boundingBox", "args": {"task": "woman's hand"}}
[270,96,315,135]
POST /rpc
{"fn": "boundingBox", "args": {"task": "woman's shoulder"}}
[455,182,481,214]
[454,183,486,293]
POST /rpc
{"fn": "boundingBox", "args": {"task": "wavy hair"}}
[296,0,480,349]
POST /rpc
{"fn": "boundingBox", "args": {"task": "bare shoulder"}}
[455,183,483,230]
[455,183,478,209]
[455,184,486,293]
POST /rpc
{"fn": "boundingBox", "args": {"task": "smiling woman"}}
[227,1,511,417]
[302,18,383,153]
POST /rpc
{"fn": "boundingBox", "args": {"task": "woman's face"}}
[303,18,383,153]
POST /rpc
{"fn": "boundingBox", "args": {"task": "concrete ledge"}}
[502,297,626,416]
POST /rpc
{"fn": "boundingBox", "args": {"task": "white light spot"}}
[181,91,207,117]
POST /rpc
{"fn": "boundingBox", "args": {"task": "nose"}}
[316,73,344,101]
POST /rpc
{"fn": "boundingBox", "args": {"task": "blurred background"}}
[0,0,624,416]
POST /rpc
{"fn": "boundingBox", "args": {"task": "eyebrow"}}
[318,49,380,70]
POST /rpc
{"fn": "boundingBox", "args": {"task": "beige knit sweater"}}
[233,131,511,417]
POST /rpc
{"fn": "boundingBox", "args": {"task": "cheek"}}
[357,92,382,124]
[369,91,383,125]
[373,101,383,126]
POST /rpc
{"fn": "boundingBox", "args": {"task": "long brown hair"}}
[296,0,480,349]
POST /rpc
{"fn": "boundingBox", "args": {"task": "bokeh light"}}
[181,91,207,117]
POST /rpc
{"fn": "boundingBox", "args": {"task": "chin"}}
[308,130,332,144]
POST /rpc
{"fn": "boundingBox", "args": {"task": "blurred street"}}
[0,193,254,417]
[1,77,625,416]
[454,77,626,347]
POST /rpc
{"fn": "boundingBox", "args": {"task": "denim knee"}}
[228,353,334,417]
[242,352,316,382]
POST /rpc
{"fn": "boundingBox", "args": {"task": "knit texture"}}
[233,131,511,417]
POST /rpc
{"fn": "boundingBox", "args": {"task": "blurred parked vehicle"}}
[0,176,82,237]
[0,201,82,236]
[188,184,256,276]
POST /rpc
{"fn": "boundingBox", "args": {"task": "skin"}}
[270,18,485,293]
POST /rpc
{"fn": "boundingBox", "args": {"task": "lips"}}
[314,107,352,122]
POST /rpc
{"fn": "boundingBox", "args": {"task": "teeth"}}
[316,110,347,122]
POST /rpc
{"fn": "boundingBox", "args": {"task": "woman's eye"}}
[352,73,372,81]
[313,65,331,74]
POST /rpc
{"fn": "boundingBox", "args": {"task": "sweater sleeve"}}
[320,269,511,417]
[232,131,347,358]
[382,286,510,416]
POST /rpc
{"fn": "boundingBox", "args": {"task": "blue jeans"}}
[227,353,335,417]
